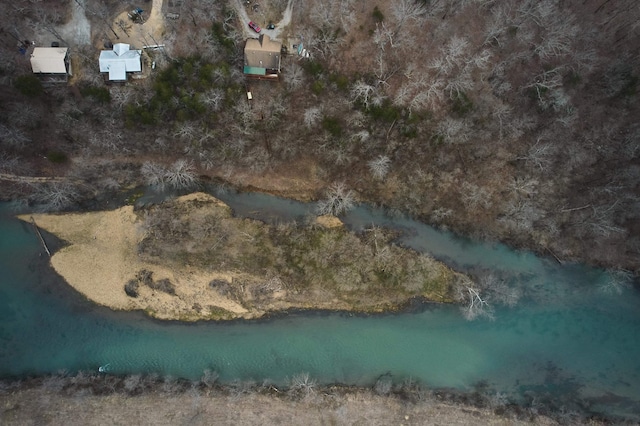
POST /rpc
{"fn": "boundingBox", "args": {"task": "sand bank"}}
[22,193,248,320]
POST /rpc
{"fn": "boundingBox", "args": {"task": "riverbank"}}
[21,192,461,321]
[0,378,562,426]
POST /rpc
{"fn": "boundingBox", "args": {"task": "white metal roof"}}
[108,62,127,81]
[99,43,142,80]
[30,47,68,74]
[113,43,129,56]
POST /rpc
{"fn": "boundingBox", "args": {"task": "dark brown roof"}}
[244,35,281,71]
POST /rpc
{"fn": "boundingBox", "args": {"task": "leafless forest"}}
[0,0,639,273]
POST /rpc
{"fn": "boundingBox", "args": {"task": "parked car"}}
[248,21,261,33]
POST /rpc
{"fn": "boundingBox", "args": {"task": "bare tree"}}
[174,122,197,140]
[309,1,337,28]
[337,0,357,32]
[431,207,453,223]
[304,107,322,128]
[500,199,543,233]
[523,67,567,110]
[31,182,80,212]
[288,372,316,399]
[283,62,304,90]
[373,52,399,87]
[308,26,342,59]
[368,155,391,180]
[123,374,143,394]
[461,182,493,210]
[459,284,494,321]
[445,69,474,99]
[304,0,355,33]
[201,89,224,111]
[492,102,512,140]
[76,0,119,40]
[29,8,68,45]
[317,182,356,216]
[436,118,469,145]
[481,273,521,307]
[517,138,554,171]
[142,160,197,191]
[161,375,181,394]
[584,203,625,238]
[391,0,427,28]
[508,176,538,198]
[0,152,22,173]
[408,78,445,111]
[431,36,469,76]
[141,161,167,190]
[373,22,396,51]
[8,103,39,128]
[350,80,377,109]
[200,369,219,388]
[229,379,257,399]
[518,0,578,60]
[234,101,254,132]
[0,124,31,147]
[109,87,133,111]
[351,130,370,143]
[165,159,197,190]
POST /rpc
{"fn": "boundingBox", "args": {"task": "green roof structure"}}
[243,66,266,75]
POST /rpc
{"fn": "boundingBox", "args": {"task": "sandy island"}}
[21,193,355,321]
[20,193,459,321]
[22,193,252,320]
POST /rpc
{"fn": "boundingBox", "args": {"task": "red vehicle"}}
[248,21,261,33]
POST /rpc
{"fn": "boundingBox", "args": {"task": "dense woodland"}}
[0,0,639,278]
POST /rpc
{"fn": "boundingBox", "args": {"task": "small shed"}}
[30,47,71,82]
[99,43,142,82]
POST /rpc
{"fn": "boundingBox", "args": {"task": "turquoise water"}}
[1,200,639,418]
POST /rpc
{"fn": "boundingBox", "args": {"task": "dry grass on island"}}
[23,192,461,321]
[22,193,247,320]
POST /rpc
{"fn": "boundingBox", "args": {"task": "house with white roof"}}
[30,47,71,83]
[99,43,142,82]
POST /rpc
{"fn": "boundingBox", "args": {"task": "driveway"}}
[231,0,293,40]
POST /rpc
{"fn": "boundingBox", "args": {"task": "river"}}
[1,191,639,419]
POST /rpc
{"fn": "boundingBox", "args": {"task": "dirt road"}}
[58,0,91,46]
[231,0,293,40]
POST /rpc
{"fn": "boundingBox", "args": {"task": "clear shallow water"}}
[1,198,640,418]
